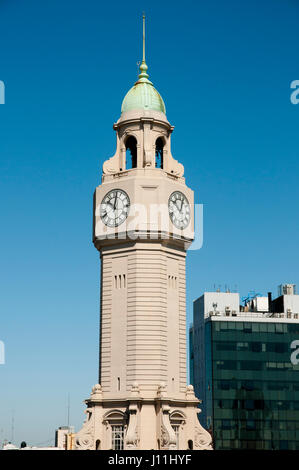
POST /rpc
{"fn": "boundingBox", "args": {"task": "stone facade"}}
[75,54,212,450]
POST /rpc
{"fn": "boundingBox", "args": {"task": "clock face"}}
[168,191,190,229]
[100,189,130,227]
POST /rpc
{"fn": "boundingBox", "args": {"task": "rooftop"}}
[194,284,299,323]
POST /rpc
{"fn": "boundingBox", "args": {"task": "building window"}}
[168,275,178,289]
[114,274,126,289]
[125,136,137,169]
[155,137,164,169]
[170,411,185,449]
[111,425,124,450]
[171,424,180,448]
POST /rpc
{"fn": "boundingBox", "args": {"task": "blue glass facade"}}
[202,320,299,449]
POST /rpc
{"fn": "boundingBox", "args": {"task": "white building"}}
[55,426,74,450]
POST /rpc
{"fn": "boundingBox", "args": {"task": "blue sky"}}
[0,0,298,446]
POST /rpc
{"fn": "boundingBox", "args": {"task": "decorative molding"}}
[144,149,152,167]
[161,424,170,448]
[167,151,184,177]
[160,404,177,450]
[157,382,167,398]
[75,407,95,450]
[125,403,139,449]
[103,152,120,174]
[90,383,103,401]
[130,381,140,397]
[194,421,213,450]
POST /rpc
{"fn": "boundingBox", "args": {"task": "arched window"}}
[155,137,164,169]
[96,440,101,450]
[103,410,127,450]
[125,136,137,169]
[170,410,186,450]
[171,424,180,448]
[111,425,125,450]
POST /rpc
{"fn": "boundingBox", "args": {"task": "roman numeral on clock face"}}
[100,189,130,227]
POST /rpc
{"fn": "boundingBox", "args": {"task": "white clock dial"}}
[100,189,130,227]
[168,191,190,229]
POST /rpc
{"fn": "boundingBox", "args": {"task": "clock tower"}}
[75,17,212,451]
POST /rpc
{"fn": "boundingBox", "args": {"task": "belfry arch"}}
[125,136,137,169]
[155,137,164,169]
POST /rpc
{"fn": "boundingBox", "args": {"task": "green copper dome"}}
[121,61,166,115]
[121,15,166,115]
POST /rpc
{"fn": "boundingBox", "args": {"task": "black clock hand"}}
[113,193,118,211]
[105,201,113,214]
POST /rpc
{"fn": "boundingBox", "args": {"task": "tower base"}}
[75,383,212,450]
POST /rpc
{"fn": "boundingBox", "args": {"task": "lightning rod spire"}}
[143,13,146,63]
[138,13,149,80]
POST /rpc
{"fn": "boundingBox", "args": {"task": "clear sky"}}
[0,0,298,446]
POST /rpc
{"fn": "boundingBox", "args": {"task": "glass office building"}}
[192,290,299,450]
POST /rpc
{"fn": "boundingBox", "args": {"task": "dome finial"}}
[138,13,149,81]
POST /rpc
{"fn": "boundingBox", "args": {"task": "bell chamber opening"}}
[155,137,164,169]
[125,136,137,169]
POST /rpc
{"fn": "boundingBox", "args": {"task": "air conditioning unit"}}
[225,306,231,316]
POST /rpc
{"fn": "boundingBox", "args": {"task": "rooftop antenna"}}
[138,13,149,80]
[11,410,14,443]
[67,393,70,428]
[142,12,146,64]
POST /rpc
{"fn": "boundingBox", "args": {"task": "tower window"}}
[111,425,124,450]
[171,424,180,448]
[155,137,164,169]
[188,440,193,450]
[168,275,178,289]
[125,136,137,169]
[114,274,126,289]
